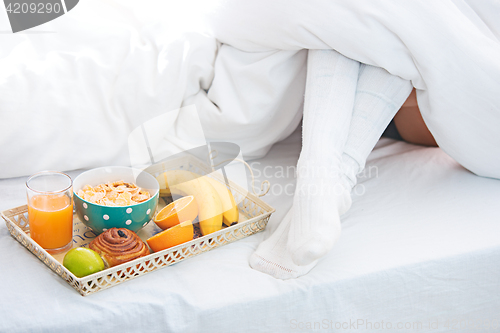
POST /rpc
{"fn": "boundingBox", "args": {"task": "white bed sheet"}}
[1,128,500,332]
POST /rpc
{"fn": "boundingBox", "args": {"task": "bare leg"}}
[393,88,437,147]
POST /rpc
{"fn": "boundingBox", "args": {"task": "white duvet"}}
[0,0,499,178]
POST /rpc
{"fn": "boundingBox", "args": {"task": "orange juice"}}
[28,194,73,250]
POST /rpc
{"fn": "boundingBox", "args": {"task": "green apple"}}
[63,247,105,278]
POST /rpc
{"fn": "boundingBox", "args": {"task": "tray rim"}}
[1,157,275,295]
[2,203,273,283]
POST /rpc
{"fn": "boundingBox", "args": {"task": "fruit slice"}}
[63,247,105,278]
[146,220,194,252]
[158,170,239,226]
[153,195,198,230]
[157,170,223,236]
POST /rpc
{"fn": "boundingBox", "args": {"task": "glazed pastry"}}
[89,228,150,267]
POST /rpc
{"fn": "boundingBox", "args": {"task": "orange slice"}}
[146,220,194,252]
[153,195,198,230]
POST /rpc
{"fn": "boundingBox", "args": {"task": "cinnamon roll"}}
[89,228,150,267]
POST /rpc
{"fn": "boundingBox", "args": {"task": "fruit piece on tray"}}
[203,177,239,227]
[153,195,198,230]
[89,228,150,267]
[157,170,239,235]
[147,220,194,252]
[157,170,222,236]
[63,247,105,278]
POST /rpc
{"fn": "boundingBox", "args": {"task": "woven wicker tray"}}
[1,157,274,296]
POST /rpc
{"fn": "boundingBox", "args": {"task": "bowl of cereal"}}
[73,166,159,234]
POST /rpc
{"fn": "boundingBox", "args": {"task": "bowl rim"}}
[73,166,159,209]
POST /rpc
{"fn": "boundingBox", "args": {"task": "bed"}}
[2,0,500,331]
[1,127,500,332]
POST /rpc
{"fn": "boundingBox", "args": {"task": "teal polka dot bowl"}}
[73,166,159,234]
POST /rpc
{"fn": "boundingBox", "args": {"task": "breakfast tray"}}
[1,156,274,296]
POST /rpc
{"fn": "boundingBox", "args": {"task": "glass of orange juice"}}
[26,171,74,254]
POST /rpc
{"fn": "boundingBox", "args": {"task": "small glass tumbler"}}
[26,171,74,254]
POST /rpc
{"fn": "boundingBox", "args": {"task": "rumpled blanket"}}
[1,0,499,178]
